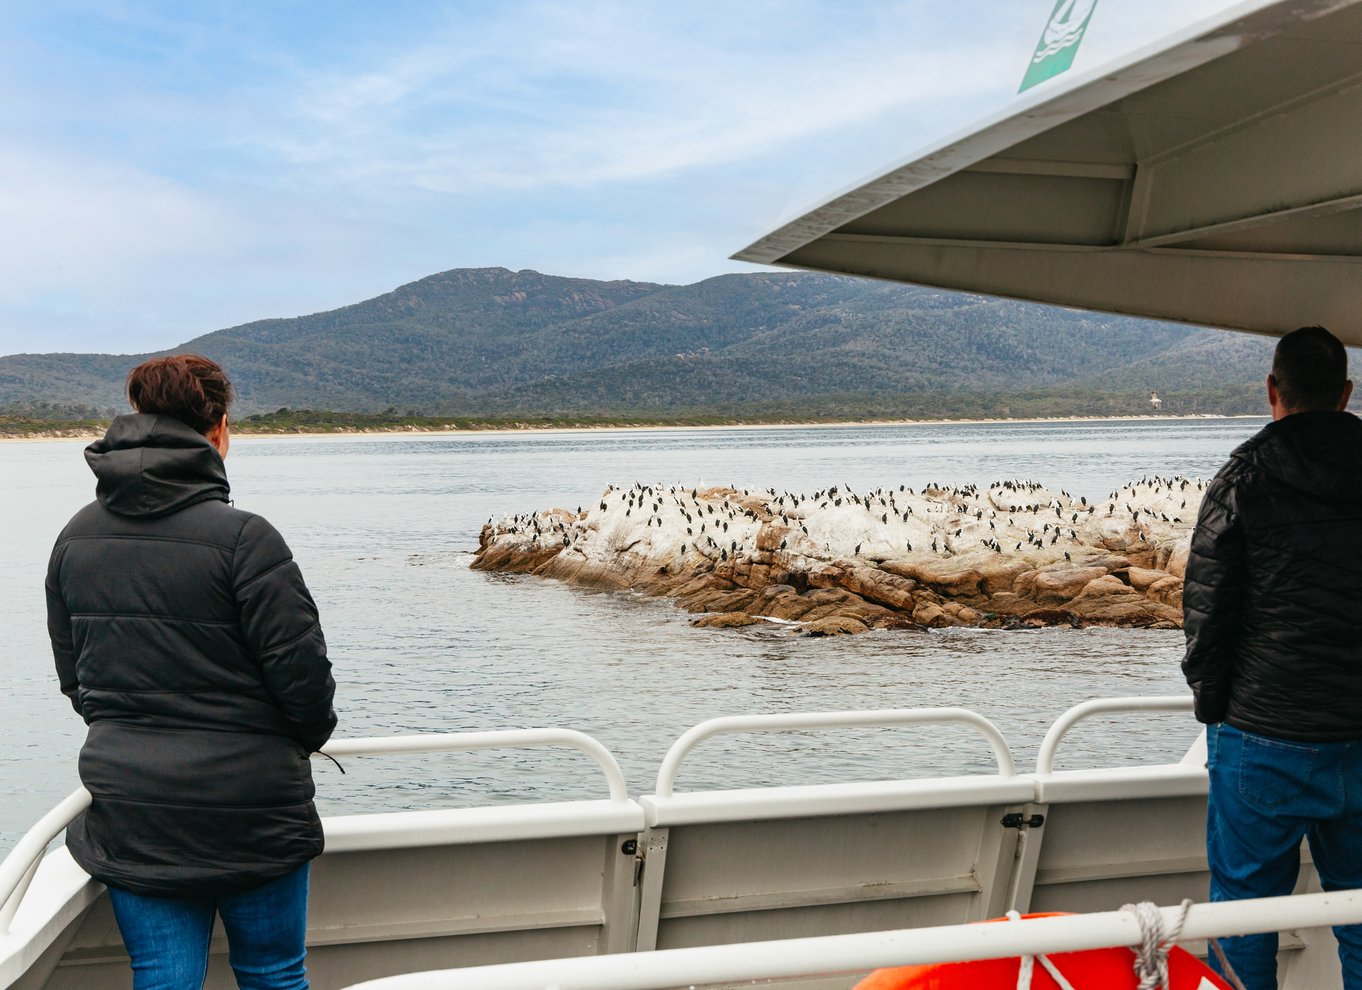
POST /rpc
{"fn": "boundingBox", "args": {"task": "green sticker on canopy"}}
[1020,0,1099,92]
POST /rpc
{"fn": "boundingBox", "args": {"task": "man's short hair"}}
[1271,325,1348,412]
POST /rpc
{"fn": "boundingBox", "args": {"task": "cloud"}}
[0,151,243,278]
[0,146,419,354]
[0,149,246,340]
[249,2,1025,195]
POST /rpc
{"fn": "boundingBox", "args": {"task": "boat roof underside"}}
[734,0,1362,345]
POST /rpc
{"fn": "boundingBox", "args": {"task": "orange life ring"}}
[854,913,1232,990]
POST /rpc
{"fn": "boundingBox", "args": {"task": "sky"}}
[1,0,1238,357]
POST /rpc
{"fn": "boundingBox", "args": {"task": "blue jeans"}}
[107,864,310,990]
[1207,723,1362,990]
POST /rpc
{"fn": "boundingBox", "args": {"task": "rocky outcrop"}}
[472,477,1204,635]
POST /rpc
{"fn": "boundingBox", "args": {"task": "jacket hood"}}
[1232,410,1362,502]
[85,414,230,517]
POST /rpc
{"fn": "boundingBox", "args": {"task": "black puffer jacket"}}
[1183,410,1362,741]
[46,414,337,897]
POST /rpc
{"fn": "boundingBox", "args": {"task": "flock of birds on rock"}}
[484,475,1207,569]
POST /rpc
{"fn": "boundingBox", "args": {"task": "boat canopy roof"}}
[734,0,1362,345]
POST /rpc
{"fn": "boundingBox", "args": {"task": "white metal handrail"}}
[339,889,1362,990]
[1035,696,1195,774]
[319,729,631,802]
[653,708,1015,797]
[0,787,91,935]
[0,730,628,935]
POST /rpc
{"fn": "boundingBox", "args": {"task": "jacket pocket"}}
[1238,733,1317,809]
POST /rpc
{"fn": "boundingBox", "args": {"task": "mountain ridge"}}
[0,266,1297,419]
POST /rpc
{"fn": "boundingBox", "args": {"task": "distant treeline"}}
[0,401,115,437]
[232,408,739,433]
[0,417,109,438]
[0,379,1276,440]
[2,400,119,421]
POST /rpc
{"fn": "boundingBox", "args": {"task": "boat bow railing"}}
[0,787,91,935]
[0,727,630,936]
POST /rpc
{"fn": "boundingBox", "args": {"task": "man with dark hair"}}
[1184,324,1362,989]
[1271,324,1350,412]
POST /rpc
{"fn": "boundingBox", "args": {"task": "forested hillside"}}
[0,267,1292,421]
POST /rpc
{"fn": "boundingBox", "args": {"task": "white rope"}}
[1122,899,1193,990]
[1006,910,1077,990]
[1007,911,1035,990]
[1035,953,1079,990]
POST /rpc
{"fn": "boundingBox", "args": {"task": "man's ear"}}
[1340,379,1354,410]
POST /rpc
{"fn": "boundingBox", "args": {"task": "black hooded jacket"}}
[1183,410,1362,741]
[46,414,337,897]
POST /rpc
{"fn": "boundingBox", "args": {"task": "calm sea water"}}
[0,418,1266,856]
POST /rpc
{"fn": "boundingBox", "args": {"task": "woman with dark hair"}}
[46,354,336,990]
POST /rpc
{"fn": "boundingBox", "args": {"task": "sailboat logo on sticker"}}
[1035,0,1098,61]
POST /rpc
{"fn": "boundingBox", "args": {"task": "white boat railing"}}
[2,703,1194,936]
[320,728,632,801]
[1035,695,1195,774]
[0,727,630,936]
[653,707,1016,797]
[339,889,1362,990]
[0,788,91,935]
